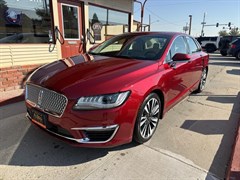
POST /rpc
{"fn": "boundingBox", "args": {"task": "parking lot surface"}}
[0,53,240,179]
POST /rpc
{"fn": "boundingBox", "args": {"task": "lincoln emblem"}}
[37,90,44,106]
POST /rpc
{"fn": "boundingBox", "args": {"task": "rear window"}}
[210,37,217,41]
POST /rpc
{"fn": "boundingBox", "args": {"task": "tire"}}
[195,67,208,93]
[206,44,216,53]
[220,50,227,56]
[133,93,161,144]
[236,51,240,60]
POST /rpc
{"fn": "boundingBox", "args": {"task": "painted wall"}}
[0,45,58,68]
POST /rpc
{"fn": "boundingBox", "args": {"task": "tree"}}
[0,0,8,25]
[91,13,100,25]
[229,28,240,36]
[218,30,228,36]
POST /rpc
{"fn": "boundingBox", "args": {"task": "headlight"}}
[73,91,130,110]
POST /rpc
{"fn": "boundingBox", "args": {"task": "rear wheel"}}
[195,67,208,93]
[206,44,216,53]
[220,50,227,56]
[133,93,161,144]
[236,51,240,60]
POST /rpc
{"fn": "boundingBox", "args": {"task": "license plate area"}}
[28,108,48,129]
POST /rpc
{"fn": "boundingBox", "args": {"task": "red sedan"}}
[25,32,209,147]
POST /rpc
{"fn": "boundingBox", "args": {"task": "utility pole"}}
[189,15,192,35]
[149,14,151,31]
[201,12,206,36]
[134,0,148,31]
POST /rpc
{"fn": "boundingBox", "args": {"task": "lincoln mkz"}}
[25,32,209,147]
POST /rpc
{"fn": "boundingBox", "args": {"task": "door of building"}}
[57,0,84,58]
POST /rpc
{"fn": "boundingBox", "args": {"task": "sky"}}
[133,0,240,37]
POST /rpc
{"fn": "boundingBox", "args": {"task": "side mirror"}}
[172,53,191,61]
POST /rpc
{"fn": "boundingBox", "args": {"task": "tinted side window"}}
[170,36,188,56]
[166,36,187,63]
[194,39,202,50]
[202,37,210,41]
[186,36,199,53]
[210,37,217,41]
[0,0,52,44]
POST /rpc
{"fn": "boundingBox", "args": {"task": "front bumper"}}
[26,113,119,144]
[25,93,140,147]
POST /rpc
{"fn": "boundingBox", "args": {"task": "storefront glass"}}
[62,4,79,39]
[89,5,129,42]
[0,0,52,43]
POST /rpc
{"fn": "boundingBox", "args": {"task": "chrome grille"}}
[26,84,68,117]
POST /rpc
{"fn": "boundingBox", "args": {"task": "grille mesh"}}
[26,84,67,117]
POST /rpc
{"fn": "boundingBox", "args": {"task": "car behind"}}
[228,38,240,59]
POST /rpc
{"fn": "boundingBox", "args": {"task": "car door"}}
[163,36,193,109]
[57,1,84,58]
[185,36,204,89]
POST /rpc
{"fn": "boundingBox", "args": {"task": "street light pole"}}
[149,14,151,31]
[141,0,147,32]
[201,12,206,36]
[189,15,192,35]
[134,0,148,31]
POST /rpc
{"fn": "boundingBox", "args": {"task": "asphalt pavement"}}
[0,53,239,179]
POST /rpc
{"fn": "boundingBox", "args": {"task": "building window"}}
[89,5,129,42]
[62,4,79,39]
[0,0,53,43]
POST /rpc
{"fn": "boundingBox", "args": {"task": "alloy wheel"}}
[199,68,207,91]
[139,97,160,139]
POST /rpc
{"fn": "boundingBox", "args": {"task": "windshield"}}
[89,34,170,60]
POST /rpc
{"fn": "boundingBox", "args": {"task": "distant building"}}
[133,20,141,32]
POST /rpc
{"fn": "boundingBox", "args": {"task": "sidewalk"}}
[227,124,240,180]
[0,89,24,107]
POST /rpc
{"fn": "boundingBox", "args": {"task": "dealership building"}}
[0,0,135,92]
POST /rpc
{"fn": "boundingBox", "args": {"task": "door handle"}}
[54,26,65,45]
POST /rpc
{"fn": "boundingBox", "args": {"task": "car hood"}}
[28,54,158,99]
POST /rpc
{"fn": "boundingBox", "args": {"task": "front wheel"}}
[195,67,208,93]
[133,93,161,144]
[220,50,227,56]
[236,51,240,60]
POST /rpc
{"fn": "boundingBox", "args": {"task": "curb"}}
[227,123,240,179]
[0,94,24,107]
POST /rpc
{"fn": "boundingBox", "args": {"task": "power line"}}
[134,7,141,13]
[145,7,183,27]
